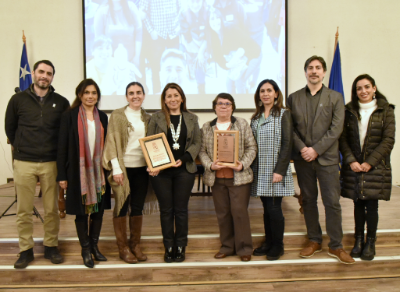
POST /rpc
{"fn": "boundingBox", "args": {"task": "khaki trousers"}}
[13,160,60,252]
[212,178,253,256]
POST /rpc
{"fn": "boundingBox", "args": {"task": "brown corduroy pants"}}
[212,178,253,256]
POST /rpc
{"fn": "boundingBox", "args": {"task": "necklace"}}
[170,115,182,150]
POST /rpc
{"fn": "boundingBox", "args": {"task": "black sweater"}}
[5,86,70,162]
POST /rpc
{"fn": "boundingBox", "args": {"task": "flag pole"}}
[22,30,26,45]
[333,27,339,57]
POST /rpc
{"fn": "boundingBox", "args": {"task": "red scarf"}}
[78,105,105,214]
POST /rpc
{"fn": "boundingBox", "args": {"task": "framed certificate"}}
[213,130,239,167]
[139,133,176,172]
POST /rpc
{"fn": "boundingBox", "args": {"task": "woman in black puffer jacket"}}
[339,74,395,261]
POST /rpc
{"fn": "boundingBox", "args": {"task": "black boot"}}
[350,229,364,258]
[14,248,34,269]
[75,220,94,268]
[89,218,107,261]
[266,218,284,261]
[164,247,174,263]
[253,213,272,256]
[361,229,376,261]
[175,246,186,262]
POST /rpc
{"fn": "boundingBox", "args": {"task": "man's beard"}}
[35,79,50,90]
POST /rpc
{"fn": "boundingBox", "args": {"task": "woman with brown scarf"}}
[57,79,111,268]
[103,82,155,264]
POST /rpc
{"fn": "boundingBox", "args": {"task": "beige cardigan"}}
[199,116,257,187]
[102,106,157,216]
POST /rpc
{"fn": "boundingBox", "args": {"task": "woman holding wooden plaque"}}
[103,81,154,264]
[250,79,294,261]
[199,93,257,262]
[57,79,111,268]
[147,83,201,263]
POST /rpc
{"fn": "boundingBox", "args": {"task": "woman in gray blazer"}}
[147,83,201,263]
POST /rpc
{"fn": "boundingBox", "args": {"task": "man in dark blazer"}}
[287,55,354,265]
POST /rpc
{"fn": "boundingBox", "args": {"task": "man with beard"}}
[287,56,354,265]
[5,60,70,269]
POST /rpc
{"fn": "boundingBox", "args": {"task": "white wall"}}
[0,0,399,184]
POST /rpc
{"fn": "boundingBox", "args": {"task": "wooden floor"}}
[1,177,400,291]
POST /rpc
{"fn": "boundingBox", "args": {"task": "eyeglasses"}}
[216,102,232,107]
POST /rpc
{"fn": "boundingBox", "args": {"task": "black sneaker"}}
[14,248,34,269]
[44,246,64,264]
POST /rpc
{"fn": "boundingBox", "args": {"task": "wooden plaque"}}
[139,133,176,172]
[213,130,239,167]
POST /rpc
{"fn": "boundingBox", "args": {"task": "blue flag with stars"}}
[329,41,345,170]
[19,43,32,91]
[328,41,344,99]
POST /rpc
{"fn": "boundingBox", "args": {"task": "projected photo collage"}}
[84,0,286,110]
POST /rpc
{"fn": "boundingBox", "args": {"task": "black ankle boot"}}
[89,219,107,261]
[164,247,174,263]
[253,213,272,256]
[350,232,364,258]
[266,244,284,261]
[175,246,186,262]
[253,241,271,256]
[361,237,376,261]
[266,217,284,261]
[75,220,94,268]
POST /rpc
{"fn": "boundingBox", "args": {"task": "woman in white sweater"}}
[103,82,152,264]
[340,74,395,261]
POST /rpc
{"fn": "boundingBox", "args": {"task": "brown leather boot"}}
[113,217,138,264]
[129,215,147,261]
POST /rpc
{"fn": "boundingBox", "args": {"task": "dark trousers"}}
[212,178,253,256]
[76,211,103,222]
[294,160,343,249]
[261,196,284,247]
[261,196,284,221]
[354,199,379,237]
[150,167,195,247]
[118,166,149,217]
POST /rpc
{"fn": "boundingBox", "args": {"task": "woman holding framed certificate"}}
[103,82,155,264]
[57,79,111,268]
[147,83,201,263]
[250,79,295,261]
[198,93,257,262]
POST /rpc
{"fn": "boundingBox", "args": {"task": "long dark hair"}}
[351,74,387,117]
[71,79,101,109]
[251,79,284,120]
[160,83,190,127]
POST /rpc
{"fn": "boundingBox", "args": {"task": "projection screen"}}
[83,0,287,111]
